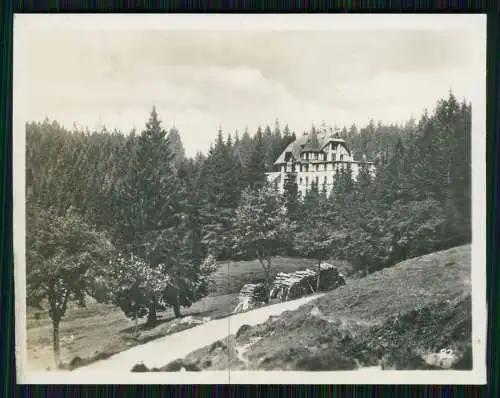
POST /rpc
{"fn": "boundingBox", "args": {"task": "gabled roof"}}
[273,133,350,165]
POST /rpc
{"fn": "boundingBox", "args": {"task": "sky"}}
[15,15,484,157]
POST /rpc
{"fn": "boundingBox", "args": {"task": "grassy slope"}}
[27,256,324,370]
[157,244,472,371]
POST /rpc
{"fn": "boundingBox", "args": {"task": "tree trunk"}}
[316,260,321,292]
[265,256,273,304]
[258,256,271,304]
[134,312,139,339]
[173,290,182,318]
[263,279,271,304]
[146,301,157,326]
[52,318,61,369]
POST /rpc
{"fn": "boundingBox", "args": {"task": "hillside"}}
[154,244,472,371]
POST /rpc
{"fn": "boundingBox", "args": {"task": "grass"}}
[27,256,324,370]
[156,244,472,371]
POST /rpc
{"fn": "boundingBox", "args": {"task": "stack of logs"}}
[270,262,346,301]
[232,263,346,313]
[232,283,267,314]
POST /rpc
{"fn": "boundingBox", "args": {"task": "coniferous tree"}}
[308,124,320,148]
[294,194,346,291]
[235,127,253,171]
[167,126,185,169]
[303,179,321,215]
[245,126,267,189]
[111,106,188,324]
[199,128,244,259]
[263,124,275,171]
[282,123,295,148]
[283,171,301,222]
[271,118,284,166]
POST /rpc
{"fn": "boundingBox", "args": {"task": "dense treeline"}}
[228,92,471,299]
[292,92,472,275]
[26,92,471,366]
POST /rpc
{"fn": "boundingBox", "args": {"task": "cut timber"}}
[270,262,346,301]
[233,263,346,313]
[232,283,267,314]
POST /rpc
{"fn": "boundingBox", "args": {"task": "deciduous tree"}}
[231,185,293,302]
[26,205,113,368]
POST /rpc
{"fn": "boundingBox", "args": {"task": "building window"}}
[324,164,327,171]
[340,154,344,161]
[332,153,336,162]
[316,176,319,184]
[324,154,327,161]
[305,153,309,160]
[305,177,309,185]
[316,164,319,171]
[300,177,303,184]
[324,176,327,184]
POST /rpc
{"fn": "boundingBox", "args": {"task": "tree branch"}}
[58,289,70,319]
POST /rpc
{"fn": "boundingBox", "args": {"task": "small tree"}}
[26,205,113,368]
[294,198,346,291]
[231,185,293,302]
[107,252,171,335]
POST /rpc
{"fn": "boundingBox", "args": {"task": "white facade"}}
[268,135,374,198]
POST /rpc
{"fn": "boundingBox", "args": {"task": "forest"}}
[26,92,471,367]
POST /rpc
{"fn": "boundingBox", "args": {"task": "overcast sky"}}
[16,17,484,157]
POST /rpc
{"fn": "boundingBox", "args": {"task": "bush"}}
[131,363,149,372]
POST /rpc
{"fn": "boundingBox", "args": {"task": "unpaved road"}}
[73,294,325,372]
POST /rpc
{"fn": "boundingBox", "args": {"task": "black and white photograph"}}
[13,14,487,384]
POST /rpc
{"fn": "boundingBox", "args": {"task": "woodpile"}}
[233,263,346,313]
[232,283,267,313]
[270,263,346,301]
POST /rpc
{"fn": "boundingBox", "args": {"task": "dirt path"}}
[72,294,325,373]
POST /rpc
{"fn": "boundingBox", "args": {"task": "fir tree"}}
[167,125,185,169]
[245,126,267,189]
[112,106,188,324]
[283,171,301,222]
[199,128,244,259]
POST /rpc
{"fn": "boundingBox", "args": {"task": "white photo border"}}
[13,13,487,385]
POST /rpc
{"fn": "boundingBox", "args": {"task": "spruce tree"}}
[245,126,267,189]
[283,171,301,223]
[282,124,295,148]
[198,128,244,259]
[167,126,185,169]
[112,106,187,325]
[294,193,346,291]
